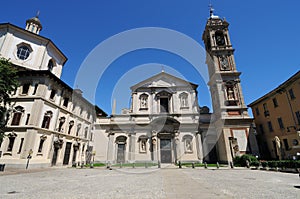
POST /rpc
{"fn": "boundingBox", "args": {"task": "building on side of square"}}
[248,71,300,160]
[96,72,210,164]
[0,15,106,169]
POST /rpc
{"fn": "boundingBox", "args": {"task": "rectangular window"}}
[63,98,69,107]
[289,89,295,99]
[277,117,284,129]
[38,139,45,153]
[267,121,273,132]
[259,124,264,134]
[18,138,24,154]
[263,103,270,117]
[296,111,300,125]
[50,89,56,100]
[22,83,30,95]
[283,139,289,150]
[32,84,38,95]
[7,137,15,152]
[255,107,260,116]
[272,98,278,107]
[11,112,22,125]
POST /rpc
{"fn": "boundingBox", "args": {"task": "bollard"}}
[230,161,234,169]
[178,161,182,169]
[246,160,250,168]
[132,163,135,168]
[120,162,122,168]
[204,162,207,169]
[216,162,219,169]
[145,162,148,168]
[192,162,195,169]
[158,161,161,168]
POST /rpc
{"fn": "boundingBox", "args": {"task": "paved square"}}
[1,167,300,198]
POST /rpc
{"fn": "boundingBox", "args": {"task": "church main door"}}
[117,144,125,163]
[160,139,172,163]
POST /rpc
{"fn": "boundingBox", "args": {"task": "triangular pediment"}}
[130,72,198,91]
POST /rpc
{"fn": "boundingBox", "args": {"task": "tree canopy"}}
[0,58,19,138]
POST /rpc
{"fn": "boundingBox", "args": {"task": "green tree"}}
[0,58,19,143]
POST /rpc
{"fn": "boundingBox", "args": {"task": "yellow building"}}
[249,71,300,160]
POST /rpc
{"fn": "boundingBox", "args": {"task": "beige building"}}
[249,71,300,160]
[0,15,106,169]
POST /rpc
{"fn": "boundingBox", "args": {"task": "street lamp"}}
[26,149,33,170]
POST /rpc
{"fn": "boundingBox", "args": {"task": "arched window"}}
[68,120,74,134]
[41,111,53,129]
[57,117,66,132]
[38,135,47,153]
[76,124,82,136]
[7,132,17,152]
[11,106,24,126]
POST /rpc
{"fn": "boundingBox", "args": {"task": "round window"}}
[17,46,31,60]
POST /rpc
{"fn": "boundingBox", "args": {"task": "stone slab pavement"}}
[0,166,300,199]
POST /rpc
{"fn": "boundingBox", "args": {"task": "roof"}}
[248,70,300,107]
[0,23,67,65]
[130,71,198,91]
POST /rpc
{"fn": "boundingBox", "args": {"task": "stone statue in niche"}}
[185,139,192,152]
[140,140,146,152]
[227,87,235,100]
[140,95,148,109]
[179,93,188,107]
[220,55,229,70]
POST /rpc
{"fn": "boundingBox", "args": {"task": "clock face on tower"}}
[216,34,225,46]
[215,31,225,46]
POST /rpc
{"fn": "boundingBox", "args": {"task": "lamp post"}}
[26,149,33,170]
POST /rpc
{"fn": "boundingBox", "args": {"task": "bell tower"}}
[202,6,257,163]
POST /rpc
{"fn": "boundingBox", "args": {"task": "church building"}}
[95,9,259,164]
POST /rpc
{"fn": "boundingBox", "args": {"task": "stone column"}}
[128,132,136,162]
[196,131,203,163]
[151,131,157,161]
[107,132,115,164]
[174,131,181,163]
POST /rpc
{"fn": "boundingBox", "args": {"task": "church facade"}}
[97,72,210,164]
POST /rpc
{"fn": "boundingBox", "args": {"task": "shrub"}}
[261,161,268,168]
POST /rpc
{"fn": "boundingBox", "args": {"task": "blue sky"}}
[1,1,300,115]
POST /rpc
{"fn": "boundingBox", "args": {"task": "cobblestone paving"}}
[0,166,300,199]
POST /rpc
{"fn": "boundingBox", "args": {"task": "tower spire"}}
[209,3,214,17]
